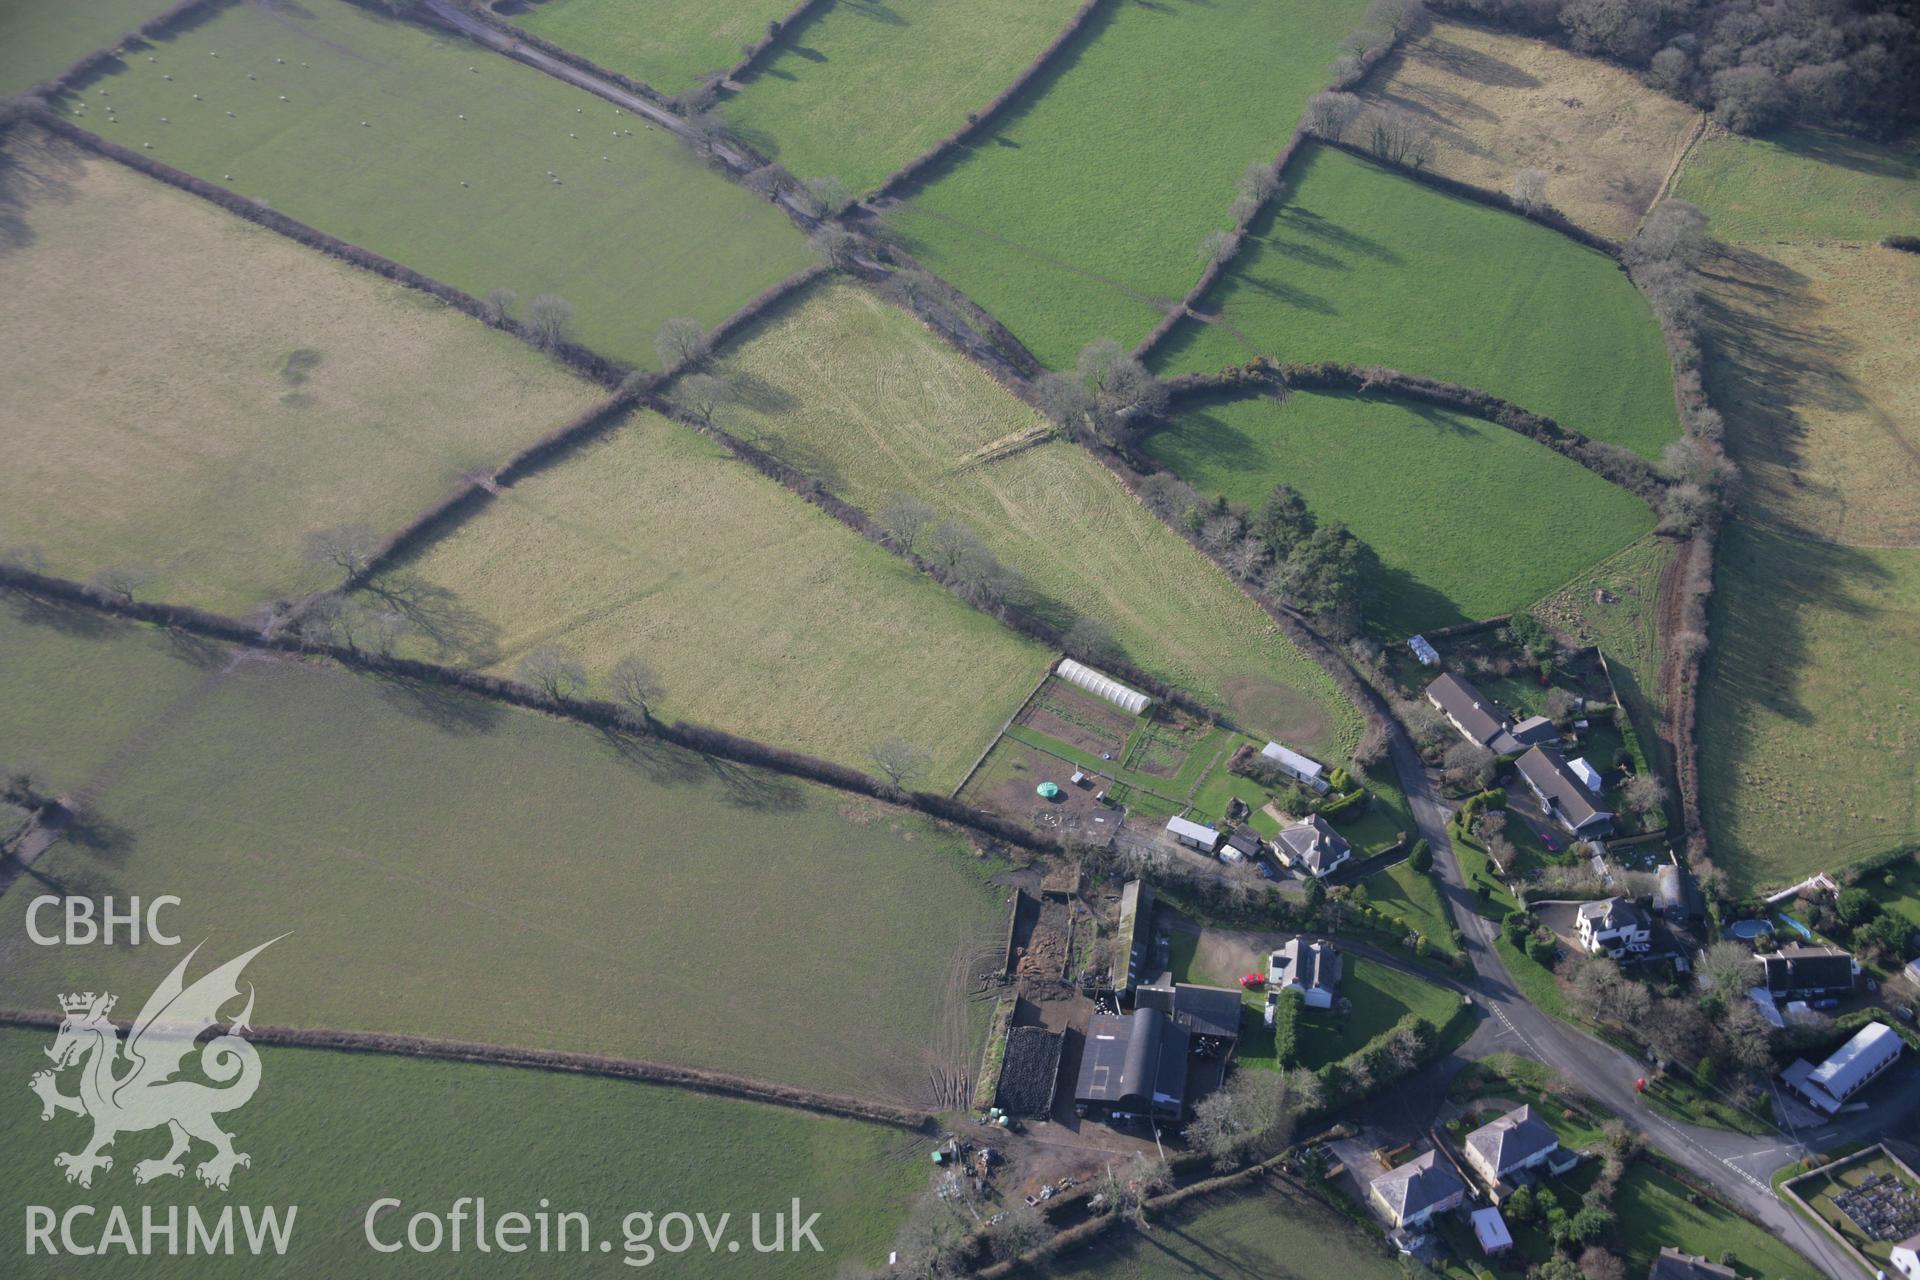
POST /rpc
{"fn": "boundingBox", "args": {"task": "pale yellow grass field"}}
[1366,20,1702,242]
[1704,242,1920,547]
[368,410,1050,786]
[714,283,1362,758]
[0,136,600,613]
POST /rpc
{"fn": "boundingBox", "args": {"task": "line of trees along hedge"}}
[720,0,835,90]
[0,1010,933,1130]
[862,0,1114,204]
[1314,135,1624,255]
[443,0,668,106]
[31,112,631,387]
[1132,9,1415,363]
[1427,0,1919,138]
[0,565,1062,856]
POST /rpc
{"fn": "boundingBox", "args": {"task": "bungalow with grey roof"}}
[1463,1104,1560,1187]
[1369,1150,1466,1229]
[1517,745,1614,837]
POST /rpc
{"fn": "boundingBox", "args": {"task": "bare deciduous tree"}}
[674,372,736,426]
[1511,167,1549,214]
[481,287,516,325]
[302,523,382,579]
[1626,199,1709,269]
[1624,772,1668,821]
[517,644,586,701]
[88,564,152,603]
[609,654,665,722]
[875,493,936,552]
[809,224,862,269]
[801,175,849,217]
[1197,228,1238,264]
[1063,615,1119,664]
[1303,90,1364,140]
[1361,106,1436,168]
[526,293,574,351]
[655,317,707,370]
[870,736,932,791]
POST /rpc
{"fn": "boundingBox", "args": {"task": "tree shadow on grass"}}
[594,727,708,788]
[1416,34,1543,90]
[0,132,84,257]
[1277,204,1402,265]
[4,593,123,640]
[702,756,806,813]
[360,574,502,666]
[161,627,233,672]
[369,672,504,736]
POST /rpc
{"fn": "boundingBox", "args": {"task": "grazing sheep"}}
[192,93,201,100]
[361,120,370,127]
[223,174,232,180]
[278,95,288,102]
[160,116,169,123]
[460,181,468,187]
[247,73,255,79]
[162,74,172,80]
[226,110,235,117]
[275,57,284,64]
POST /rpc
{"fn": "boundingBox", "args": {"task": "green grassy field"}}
[1145,390,1656,634]
[1699,522,1920,891]
[0,607,1005,1099]
[0,0,166,92]
[57,0,809,366]
[1531,536,1671,695]
[1618,1164,1818,1279]
[710,282,1362,758]
[1293,958,1458,1070]
[1672,128,1920,242]
[0,1029,924,1276]
[510,0,792,94]
[1156,145,1681,459]
[364,408,1049,788]
[1038,1185,1403,1280]
[720,0,1081,196]
[0,137,601,614]
[884,0,1369,369]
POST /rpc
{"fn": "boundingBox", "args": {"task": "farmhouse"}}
[1369,1150,1467,1230]
[1055,658,1151,715]
[1275,815,1352,878]
[1780,1021,1903,1115]
[1761,945,1857,1000]
[1112,880,1157,996]
[1269,938,1342,1009]
[1891,1232,1920,1279]
[1426,672,1511,751]
[1221,827,1263,865]
[1166,815,1222,854]
[1260,740,1331,793]
[1073,1008,1188,1122]
[1649,1248,1738,1279]
[1517,745,1615,837]
[1463,1104,1560,1187]
[1576,896,1651,958]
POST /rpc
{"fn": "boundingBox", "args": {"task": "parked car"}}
[1255,860,1278,881]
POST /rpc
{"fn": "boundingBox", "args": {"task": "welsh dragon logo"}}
[29,939,279,1190]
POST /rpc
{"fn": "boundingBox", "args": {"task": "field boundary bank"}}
[1161,361,1667,503]
[446,0,668,105]
[860,0,1114,205]
[0,1010,933,1131]
[1131,19,1412,364]
[29,111,632,388]
[0,566,1061,856]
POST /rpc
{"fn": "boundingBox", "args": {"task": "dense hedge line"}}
[0,1009,931,1130]
[0,565,1060,855]
[1162,358,1665,501]
[864,0,1113,203]
[1317,136,1623,256]
[32,111,631,387]
[1132,15,1410,363]
[448,0,667,105]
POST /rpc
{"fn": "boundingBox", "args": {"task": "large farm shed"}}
[1055,659,1151,716]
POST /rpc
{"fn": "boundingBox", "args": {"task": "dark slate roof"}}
[1169,983,1243,1041]
[1761,945,1855,996]
[1517,745,1613,833]
[1426,672,1508,747]
[995,1026,1063,1118]
[1509,715,1558,747]
[1648,1246,1738,1279]
[1074,1009,1188,1113]
[1578,896,1649,933]
[1370,1150,1464,1220]
[1224,827,1263,857]
[1272,938,1343,995]
[1464,1104,1559,1175]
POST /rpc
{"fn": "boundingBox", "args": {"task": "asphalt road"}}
[1387,727,1901,1279]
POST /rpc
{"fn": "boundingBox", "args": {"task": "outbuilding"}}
[1166,815,1222,853]
[1260,740,1331,793]
[1780,1021,1903,1115]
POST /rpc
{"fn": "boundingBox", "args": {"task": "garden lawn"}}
[0,136,601,614]
[0,1029,924,1278]
[57,0,809,366]
[1699,522,1920,891]
[884,0,1369,369]
[1146,390,1655,634]
[1367,860,1458,958]
[1156,144,1680,458]
[1531,534,1672,707]
[1037,1184,1403,1280]
[710,282,1362,758]
[1618,1163,1819,1279]
[1292,958,1458,1070]
[1673,128,1920,243]
[0,0,167,92]
[509,0,792,95]
[721,0,1082,195]
[362,409,1049,789]
[0,611,1007,1100]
